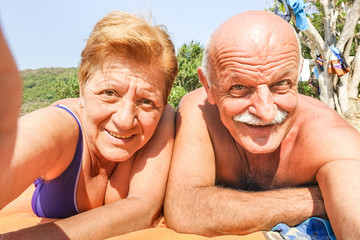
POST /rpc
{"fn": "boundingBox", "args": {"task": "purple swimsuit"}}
[31,104,83,218]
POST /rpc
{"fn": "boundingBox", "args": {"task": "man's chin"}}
[241,138,281,154]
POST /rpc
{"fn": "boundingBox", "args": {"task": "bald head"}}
[202,10,301,86]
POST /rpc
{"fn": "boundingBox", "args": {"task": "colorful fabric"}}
[286,0,309,30]
[316,55,324,71]
[313,66,320,80]
[315,47,350,77]
[274,0,292,22]
[328,46,350,77]
[272,217,336,240]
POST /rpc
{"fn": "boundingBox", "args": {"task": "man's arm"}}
[1,105,175,240]
[164,88,325,237]
[317,159,360,240]
[315,124,360,240]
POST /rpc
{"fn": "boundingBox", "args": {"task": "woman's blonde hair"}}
[78,11,178,103]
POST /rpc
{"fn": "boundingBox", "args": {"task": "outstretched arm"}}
[1,104,175,240]
[315,127,360,240]
[0,27,22,176]
[317,159,360,240]
[164,89,325,236]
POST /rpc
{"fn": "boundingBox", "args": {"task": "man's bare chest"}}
[213,145,317,191]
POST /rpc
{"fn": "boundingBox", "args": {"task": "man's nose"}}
[248,85,277,122]
[113,100,137,129]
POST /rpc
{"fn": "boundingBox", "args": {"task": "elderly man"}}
[164,10,360,239]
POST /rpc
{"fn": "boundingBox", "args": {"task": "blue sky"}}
[0,0,268,70]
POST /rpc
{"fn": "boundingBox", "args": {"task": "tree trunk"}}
[338,74,350,116]
[349,45,360,117]
[291,0,360,115]
[336,0,360,117]
[318,68,335,109]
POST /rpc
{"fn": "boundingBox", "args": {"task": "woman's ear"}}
[79,86,84,108]
[198,67,216,105]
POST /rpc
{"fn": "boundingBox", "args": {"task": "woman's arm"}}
[0,28,22,187]
[1,104,175,239]
[0,106,79,210]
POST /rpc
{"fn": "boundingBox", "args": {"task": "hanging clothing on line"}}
[286,0,309,30]
[328,46,351,77]
[316,54,324,71]
[274,0,292,22]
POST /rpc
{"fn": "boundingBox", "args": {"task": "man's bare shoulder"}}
[178,87,207,110]
[177,88,222,127]
[295,94,360,163]
[179,87,220,114]
[298,95,356,131]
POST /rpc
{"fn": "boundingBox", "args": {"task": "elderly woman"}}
[0,11,177,239]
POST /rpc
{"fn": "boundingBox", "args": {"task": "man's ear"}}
[299,57,304,82]
[198,67,216,105]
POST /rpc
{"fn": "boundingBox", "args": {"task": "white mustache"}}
[233,109,288,126]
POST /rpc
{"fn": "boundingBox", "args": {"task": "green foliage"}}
[20,67,78,114]
[168,86,188,109]
[21,99,54,115]
[305,0,359,56]
[168,41,204,108]
[54,71,80,100]
[307,1,325,38]
[298,81,319,98]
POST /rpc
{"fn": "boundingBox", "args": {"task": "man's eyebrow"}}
[223,72,247,82]
[269,67,297,81]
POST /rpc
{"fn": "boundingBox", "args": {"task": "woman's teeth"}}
[108,131,132,139]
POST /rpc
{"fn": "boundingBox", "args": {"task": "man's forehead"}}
[210,11,299,54]
[210,40,300,73]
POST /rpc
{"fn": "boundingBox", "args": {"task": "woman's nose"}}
[113,100,137,129]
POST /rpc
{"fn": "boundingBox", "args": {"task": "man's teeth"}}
[252,123,272,126]
[108,131,132,139]
[246,123,273,127]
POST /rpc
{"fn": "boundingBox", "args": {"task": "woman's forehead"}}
[93,57,164,86]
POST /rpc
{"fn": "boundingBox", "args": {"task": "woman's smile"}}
[105,129,135,141]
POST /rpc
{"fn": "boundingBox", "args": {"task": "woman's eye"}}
[99,90,118,101]
[100,90,117,97]
[139,98,155,106]
[104,90,115,96]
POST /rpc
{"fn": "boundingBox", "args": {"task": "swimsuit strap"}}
[31,104,83,218]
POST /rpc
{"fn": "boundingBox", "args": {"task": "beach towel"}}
[271,217,336,240]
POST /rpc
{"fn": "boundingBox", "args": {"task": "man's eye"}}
[231,85,245,90]
[229,84,250,97]
[274,80,290,86]
[271,80,291,93]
